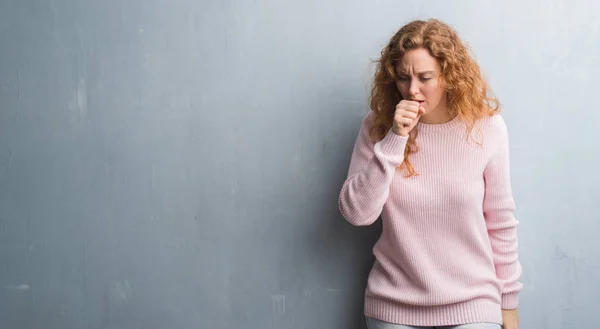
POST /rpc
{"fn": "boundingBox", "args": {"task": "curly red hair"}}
[368,18,500,176]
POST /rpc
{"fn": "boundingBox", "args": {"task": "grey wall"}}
[1,0,599,328]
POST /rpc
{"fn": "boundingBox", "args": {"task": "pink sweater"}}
[339,112,523,326]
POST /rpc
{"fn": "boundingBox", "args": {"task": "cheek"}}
[395,82,409,97]
[423,85,443,101]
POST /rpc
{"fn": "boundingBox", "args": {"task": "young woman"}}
[338,19,522,329]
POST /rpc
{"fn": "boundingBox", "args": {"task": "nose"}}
[409,79,420,97]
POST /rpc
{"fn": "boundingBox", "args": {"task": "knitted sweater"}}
[338,112,523,326]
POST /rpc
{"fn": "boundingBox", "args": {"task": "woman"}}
[338,19,523,329]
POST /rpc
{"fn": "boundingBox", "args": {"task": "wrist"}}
[392,127,408,137]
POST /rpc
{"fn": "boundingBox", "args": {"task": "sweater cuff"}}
[377,129,408,156]
[501,292,519,309]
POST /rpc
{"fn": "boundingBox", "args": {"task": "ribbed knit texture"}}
[339,112,523,327]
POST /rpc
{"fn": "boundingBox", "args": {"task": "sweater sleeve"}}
[338,113,408,226]
[482,117,523,309]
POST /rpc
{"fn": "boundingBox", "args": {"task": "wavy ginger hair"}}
[369,19,500,176]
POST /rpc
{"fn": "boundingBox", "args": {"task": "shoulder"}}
[358,110,377,137]
[363,110,376,126]
[478,113,507,131]
[475,113,512,160]
[477,113,509,140]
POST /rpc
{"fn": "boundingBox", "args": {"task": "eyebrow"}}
[397,70,435,75]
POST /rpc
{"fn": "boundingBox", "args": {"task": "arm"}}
[338,113,407,226]
[482,118,523,310]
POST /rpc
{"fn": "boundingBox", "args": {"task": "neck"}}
[419,106,453,124]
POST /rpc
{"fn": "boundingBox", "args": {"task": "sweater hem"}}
[364,296,503,327]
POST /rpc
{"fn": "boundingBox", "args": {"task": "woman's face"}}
[395,48,447,116]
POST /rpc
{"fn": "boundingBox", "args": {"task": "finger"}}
[398,117,413,126]
[398,100,419,108]
[397,103,418,113]
[418,106,425,115]
[402,105,420,114]
[395,119,408,128]
[402,100,420,107]
[404,105,419,113]
[402,111,417,119]
[396,111,416,121]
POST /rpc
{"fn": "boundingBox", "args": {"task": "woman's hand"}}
[392,100,425,137]
[501,309,519,329]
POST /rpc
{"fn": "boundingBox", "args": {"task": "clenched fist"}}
[392,100,425,137]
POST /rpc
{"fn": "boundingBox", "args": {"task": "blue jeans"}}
[366,317,501,329]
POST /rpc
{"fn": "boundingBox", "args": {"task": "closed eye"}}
[397,76,433,83]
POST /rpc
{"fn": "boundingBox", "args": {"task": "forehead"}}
[395,48,440,73]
